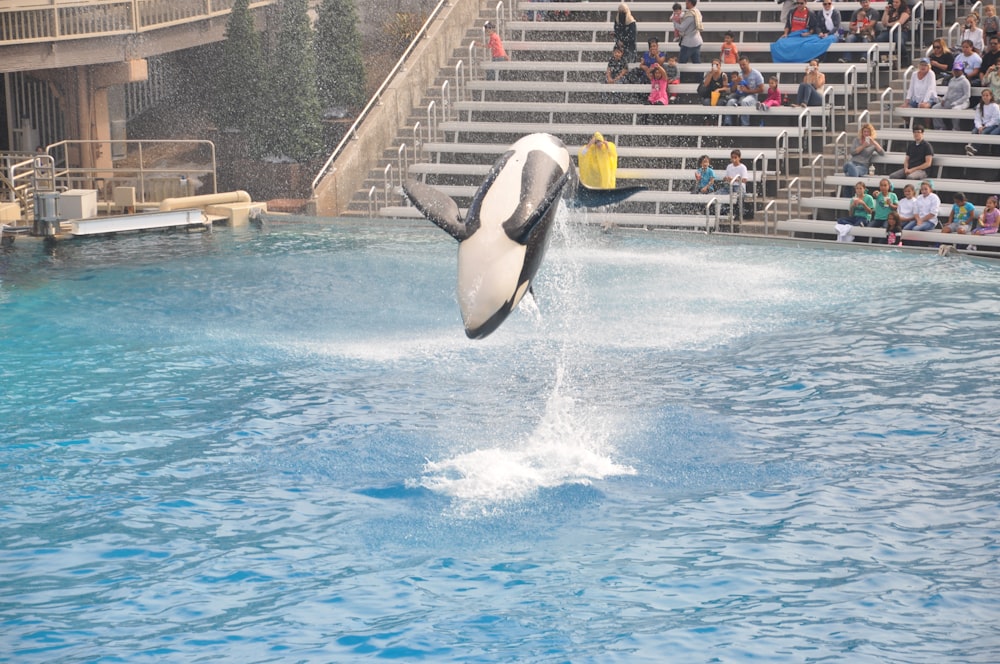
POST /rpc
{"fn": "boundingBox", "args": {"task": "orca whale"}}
[403,133,643,339]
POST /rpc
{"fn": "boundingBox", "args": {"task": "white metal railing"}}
[383,163,393,208]
[411,121,422,161]
[397,143,407,189]
[0,0,274,45]
[41,138,217,205]
[426,101,438,144]
[309,0,453,193]
[441,80,452,123]
[879,86,896,128]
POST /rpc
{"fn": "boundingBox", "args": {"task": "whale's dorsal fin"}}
[402,179,469,241]
[569,183,646,209]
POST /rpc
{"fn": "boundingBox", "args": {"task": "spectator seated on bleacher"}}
[897,183,918,227]
[941,192,977,233]
[793,60,826,106]
[691,155,717,194]
[840,0,878,63]
[967,89,1000,155]
[889,125,933,181]
[640,37,666,81]
[813,1,842,40]
[663,56,680,102]
[903,180,942,231]
[723,56,764,127]
[759,77,783,110]
[874,0,911,46]
[902,58,938,108]
[871,178,899,228]
[697,59,727,106]
[718,149,749,195]
[979,35,1000,77]
[953,41,983,85]
[647,64,671,106]
[929,39,954,84]
[886,212,905,245]
[606,45,631,86]
[983,61,1000,100]
[837,181,875,227]
[931,66,972,131]
[844,122,885,179]
[972,196,999,235]
[781,0,817,38]
[961,13,985,54]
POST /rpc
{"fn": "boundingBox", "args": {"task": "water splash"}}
[412,210,635,510]
[410,363,635,508]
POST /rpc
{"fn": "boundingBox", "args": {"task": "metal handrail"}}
[309,0,453,193]
[42,138,217,204]
[0,0,278,46]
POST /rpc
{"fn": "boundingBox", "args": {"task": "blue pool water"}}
[1,217,998,663]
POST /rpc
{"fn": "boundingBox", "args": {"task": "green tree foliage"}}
[267,0,324,161]
[215,0,266,151]
[316,0,366,112]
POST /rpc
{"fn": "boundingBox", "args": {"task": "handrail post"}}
[397,143,407,186]
[383,163,392,209]
[441,80,451,122]
[426,100,437,144]
[454,61,465,102]
[412,121,422,163]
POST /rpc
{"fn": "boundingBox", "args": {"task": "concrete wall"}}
[311,0,481,217]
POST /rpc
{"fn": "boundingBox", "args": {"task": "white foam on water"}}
[411,363,635,508]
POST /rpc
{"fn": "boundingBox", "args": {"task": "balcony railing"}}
[0,0,272,45]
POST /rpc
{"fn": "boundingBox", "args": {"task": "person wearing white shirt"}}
[896,183,918,227]
[903,58,938,108]
[720,148,749,195]
[904,180,942,231]
[954,40,983,82]
[966,88,1000,155]
[961,13,985,53]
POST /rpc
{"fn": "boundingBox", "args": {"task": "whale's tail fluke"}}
[568,183,646,209]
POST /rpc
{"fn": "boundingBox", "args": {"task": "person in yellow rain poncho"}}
[578,132,618,188]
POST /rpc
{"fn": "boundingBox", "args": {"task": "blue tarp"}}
[770,30,839,63]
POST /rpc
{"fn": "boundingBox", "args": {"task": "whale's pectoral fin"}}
[569,184,646,209]
[503,168,570,245]
[402,179,469,241]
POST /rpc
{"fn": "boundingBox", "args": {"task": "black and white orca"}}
[403,132,643,339]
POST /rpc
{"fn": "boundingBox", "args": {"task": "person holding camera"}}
[794,59,826,107]
[697,59,727,105]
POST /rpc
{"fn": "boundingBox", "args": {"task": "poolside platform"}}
[67,208,210,237]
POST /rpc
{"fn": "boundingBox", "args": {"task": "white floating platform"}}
[69,209,209,236]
